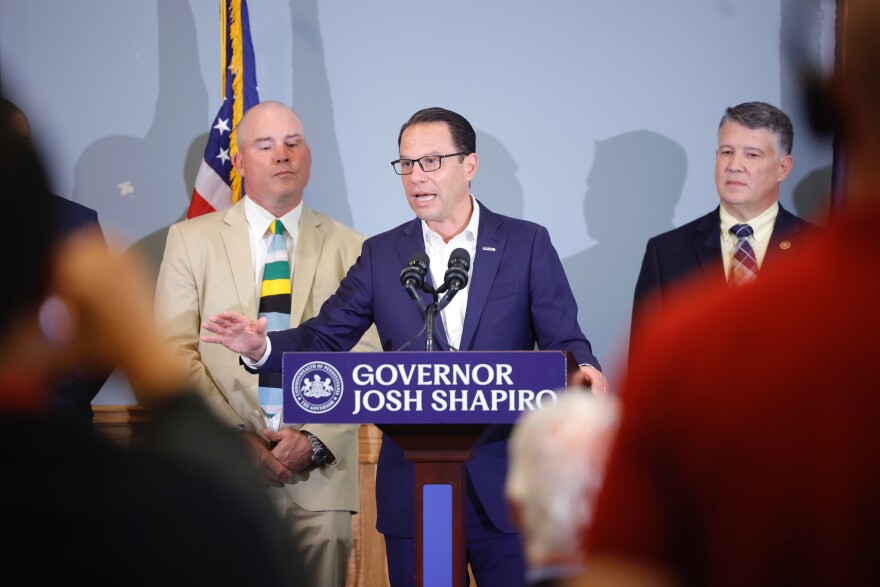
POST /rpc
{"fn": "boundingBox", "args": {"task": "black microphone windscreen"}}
[410,250,430,268]
[449,248,470,268]
[401,250,430,290]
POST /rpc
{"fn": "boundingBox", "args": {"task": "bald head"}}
[232,101,312,216]
[236,101,306,150]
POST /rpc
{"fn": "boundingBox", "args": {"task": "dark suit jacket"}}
[53,193,102,238]
[631,204,820,358]
[51,194,109,425]
[264,201,599,537]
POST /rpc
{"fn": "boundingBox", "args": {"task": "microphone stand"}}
[424,302,438,352]
[424,279,452,351]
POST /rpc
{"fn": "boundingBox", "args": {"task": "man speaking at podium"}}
[203,107,608,586]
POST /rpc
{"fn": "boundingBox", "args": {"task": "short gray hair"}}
[505,392,619,565]
[719,101,794,156]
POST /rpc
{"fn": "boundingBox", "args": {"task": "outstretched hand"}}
[202,312,269,362]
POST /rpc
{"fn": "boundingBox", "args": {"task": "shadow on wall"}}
[131,132,207,291]
[470,131,525,219]
[73,0,206,254]
[793,164,832,227]
[562,131,687,382]
[779,0,835,224]
[86,0,209,406]
[290,0,353,226]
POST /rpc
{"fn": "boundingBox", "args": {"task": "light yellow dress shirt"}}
[719,202,779,278]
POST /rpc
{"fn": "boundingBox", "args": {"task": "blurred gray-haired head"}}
[505,392,620,566]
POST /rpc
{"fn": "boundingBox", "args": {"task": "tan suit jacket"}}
[155,200,379,512]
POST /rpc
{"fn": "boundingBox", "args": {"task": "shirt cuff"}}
[241,337,272,369]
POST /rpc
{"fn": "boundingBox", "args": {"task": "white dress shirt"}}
[243,196,302,300]
[241,197,302,369]
[422,196,479,349]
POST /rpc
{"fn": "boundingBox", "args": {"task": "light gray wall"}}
[0,0,835,402]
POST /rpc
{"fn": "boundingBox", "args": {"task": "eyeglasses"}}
[390,152,467,175]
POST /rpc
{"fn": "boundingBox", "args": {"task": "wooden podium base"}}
[378,424,494,587]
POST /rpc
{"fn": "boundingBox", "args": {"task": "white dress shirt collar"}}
[421,196,480,350]
[243,195,303,296]
[719,201,778,271]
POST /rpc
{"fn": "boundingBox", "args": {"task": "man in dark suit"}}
[577,5,880,585]
[202,107,608,587]
[1,97,109,425]
[50,193,109,424]
[630,102,820,358]
[1,98,105,241]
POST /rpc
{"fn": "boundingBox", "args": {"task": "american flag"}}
[187,0,260,219]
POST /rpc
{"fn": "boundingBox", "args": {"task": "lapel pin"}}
[482,246,496,252]
[780,241,791,250]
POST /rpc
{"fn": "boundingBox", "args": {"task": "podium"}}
[283,350,578,587]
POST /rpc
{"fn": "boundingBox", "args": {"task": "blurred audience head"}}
[505,392,619,572]
[0,97,57,337]
[0,97,31,139]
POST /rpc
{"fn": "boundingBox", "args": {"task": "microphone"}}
[400,251,430,313]
[437,248,470,311]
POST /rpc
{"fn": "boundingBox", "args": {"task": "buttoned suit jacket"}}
[155,199,379,512]
[262,201,600,537]
[631,203,821,357]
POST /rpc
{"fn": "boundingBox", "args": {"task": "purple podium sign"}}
[282,350,570,424]
[282,349,577,587]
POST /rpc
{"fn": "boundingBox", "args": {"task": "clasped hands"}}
[240,428,315,487]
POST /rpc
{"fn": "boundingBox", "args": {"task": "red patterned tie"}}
[729,223,758,286]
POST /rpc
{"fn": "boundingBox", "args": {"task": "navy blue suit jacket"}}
[631,204,820,357]
[53,194,102,239]
[51,194,108,424]
[264,201,599,537]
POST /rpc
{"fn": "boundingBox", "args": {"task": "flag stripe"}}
[186,0,259,219]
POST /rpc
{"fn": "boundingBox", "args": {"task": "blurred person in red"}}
[571,3,880,586]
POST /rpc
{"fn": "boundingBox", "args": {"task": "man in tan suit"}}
[155,101,378,587]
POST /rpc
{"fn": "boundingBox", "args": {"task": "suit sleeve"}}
[155,224,242,426]
[298,232,380,464]
[265,238,379,372]
[348,233,383,354]
[630,238,663,364]
[530,225,601,369]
